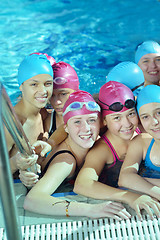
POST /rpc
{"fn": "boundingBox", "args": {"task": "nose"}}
[151,116,159,126]
[149,60,157,69]
[122,117,132,128]
[81,121,90,131]
[38,84,47,94]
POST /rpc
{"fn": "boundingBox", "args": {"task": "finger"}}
[41,146,52,156]
[149,201,160,218]
[36,164,41,173]
[141,205,154,220]
[134,205,142,221]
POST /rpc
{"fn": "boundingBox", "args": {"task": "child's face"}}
[104,108,138,140]
[66,113,100,149]
[138,53,160,85]
[50,88,75,116]
[139,102,160,139]
[20,74,53,109]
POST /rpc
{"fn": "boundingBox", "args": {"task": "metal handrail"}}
[0,82,37,239]
[0,82,22,239]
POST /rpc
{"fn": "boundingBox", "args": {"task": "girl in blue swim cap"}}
[5,54,57,186]
[135,40,160,86]
[119,85,160,204]
[74,81,160,220]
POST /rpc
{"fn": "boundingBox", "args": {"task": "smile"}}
[79,134,92,140]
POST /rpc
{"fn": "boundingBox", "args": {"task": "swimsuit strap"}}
[145,138,160,171]
[135,127,141,134]
[48,110,57,137]
[43,150,76,174]
[101,135,120,168]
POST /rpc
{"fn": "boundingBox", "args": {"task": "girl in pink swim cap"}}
[24,90,131,220]
[43,61,80,140]
[74,81,160,220]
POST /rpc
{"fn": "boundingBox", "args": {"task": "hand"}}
[32,140,52,157]
[131,195,160,220]
[19,164,41,187]
[89,201,131,221]
[16,152,38,171]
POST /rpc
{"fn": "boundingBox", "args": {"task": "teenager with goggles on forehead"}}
[74,81,160,220]
[24,90,132,220]
[43,61,80,144]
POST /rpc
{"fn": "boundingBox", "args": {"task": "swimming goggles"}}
[53,77,68,85]
[98,99,135,112]
[63,101,101,116]
[131,82,144,92]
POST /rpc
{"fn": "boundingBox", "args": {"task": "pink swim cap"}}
[63,90,100,124]
[52,61,79,90]
[30,52,56,66]
[98,81,135,117]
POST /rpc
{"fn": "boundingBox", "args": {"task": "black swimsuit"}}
[43,150,77,193]
[48,110,57,137]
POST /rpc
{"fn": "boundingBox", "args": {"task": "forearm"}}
[24,192,92,217]
[119,172,160,200]
[74,178,141,206]
[10,155,18,174]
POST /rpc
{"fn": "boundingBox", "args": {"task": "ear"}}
[64,124,69,133]
[19,84,22,92]
[103,116,108,127]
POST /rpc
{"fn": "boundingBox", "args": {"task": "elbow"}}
[118,173,127,187]
[23,194,35,212]
[73,180,87,195]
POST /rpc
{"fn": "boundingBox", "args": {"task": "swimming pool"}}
[1,0,160,104]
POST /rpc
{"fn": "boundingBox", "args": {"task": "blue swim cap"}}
[106,61,144,96]
[135,41,160,64]
[18,54,53,86]
[136,85,160,115]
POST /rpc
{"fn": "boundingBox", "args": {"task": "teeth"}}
[149,71,158,74]
[80,135,91,139]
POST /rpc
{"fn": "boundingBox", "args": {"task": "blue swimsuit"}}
[138,138,160,178]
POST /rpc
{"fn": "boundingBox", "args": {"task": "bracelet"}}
[65,200,71,217]
[52,200,71,217]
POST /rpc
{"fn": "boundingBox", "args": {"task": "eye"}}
[74,120,81,124]
[142,60,149,63]
[113,116,120,121]
[30,83,37,87]
[155,110,160,116]
[45,81,53,86]
[141,115,149,120]
[128,111,136,117]
[88,118,96,123]
[156,58,160,62]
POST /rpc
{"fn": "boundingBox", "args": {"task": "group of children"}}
[4,40,160,220]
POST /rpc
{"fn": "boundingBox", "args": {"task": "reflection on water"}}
[0,0,160,103]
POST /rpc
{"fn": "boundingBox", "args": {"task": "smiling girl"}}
[23,90,131,220]
[74,81,160,219]
[119,85,160,202]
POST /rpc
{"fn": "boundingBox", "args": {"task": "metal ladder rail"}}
[0,82,22,240]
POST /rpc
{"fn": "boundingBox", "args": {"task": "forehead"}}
[69,113,99,121]
[106,108,136,118]
[53,88,75,94]
[139,102,160,115]
[25,74,53,83]
[140,53,160,61]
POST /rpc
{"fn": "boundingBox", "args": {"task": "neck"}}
[19,99,40,117]
[65,137,89,168]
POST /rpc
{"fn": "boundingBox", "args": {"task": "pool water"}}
[1,0,160,104]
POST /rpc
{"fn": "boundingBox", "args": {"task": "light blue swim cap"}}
[137,85,160,115]
[135,41,160,64]
[18,54,53,86]
[106,61,144,96]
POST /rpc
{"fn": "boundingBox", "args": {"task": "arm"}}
[47,124,68,147]
[23,151,131,220]
[118,136,160,201]
[74,141,160,219]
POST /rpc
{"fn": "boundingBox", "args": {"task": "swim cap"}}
[52,61,79,90]
[30,52,56,66]
[136,85,160,115]
[18,54,53,86]
[106,61,144,96]
[135,41,160,64]
[63,90,100,124]
[98,81,135,117]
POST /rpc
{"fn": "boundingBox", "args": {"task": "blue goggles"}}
[63,101,100,116]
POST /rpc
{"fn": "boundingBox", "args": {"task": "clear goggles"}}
[53,77,68,85]
[63,101,101,116]
[98,99,135,112]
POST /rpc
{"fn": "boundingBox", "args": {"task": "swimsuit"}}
[98,135,124,188]
[43,150,78,193]
[48,110,56,137]
[138,138,160,178]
